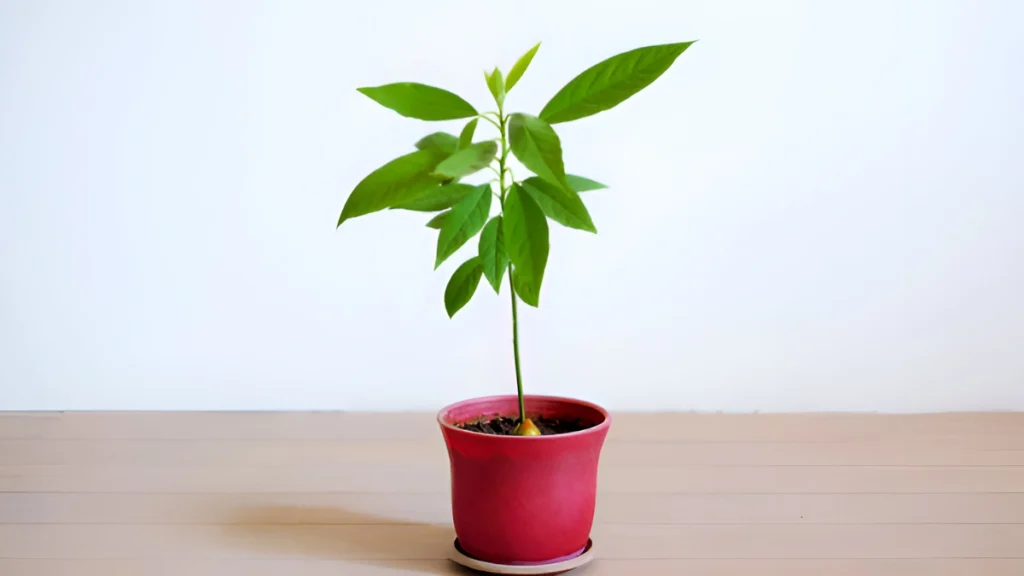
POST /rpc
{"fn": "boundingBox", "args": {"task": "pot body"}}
[437,395,611,565]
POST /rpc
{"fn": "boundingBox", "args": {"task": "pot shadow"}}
[222,504,477,575]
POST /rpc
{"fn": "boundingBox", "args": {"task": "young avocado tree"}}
[338,41,695,435]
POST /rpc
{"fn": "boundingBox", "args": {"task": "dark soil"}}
[457,415,592,436]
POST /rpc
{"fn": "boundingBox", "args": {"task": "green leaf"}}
[431,141,498,181]
[357,82,477,121]
[426,211,450,229]
[444,257,483,318]
[511,267,533,302]
[505,42,540,92]
[478,216,508,293]
[521,177,596,233]
[502,183,549,307]
[415,132,459,156]
[393,183,475,212]
[337,148,446,226]
[485,67,505,107]
[436,183,492,268]
[566,174,607,192]
[539,42,695,124]
[458,119,478,150]
[508,113,571,193]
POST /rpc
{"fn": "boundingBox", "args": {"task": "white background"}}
[2,0,1022,411]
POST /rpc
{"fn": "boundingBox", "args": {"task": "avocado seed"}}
[513,418,542,436]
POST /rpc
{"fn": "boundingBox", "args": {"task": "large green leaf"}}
[478,216,508,293]
[566,174,607,192]
[506,42,540,92]
[458,119,478,149]
[485,67,505,107]
[337,148,446,226]
[357,82,477,121]
[415,132,459,156]
[521,177,596,233]
[502,183,549,307]
[511,267,532,302]
[435,184,492,268]
[539,42,694,124]
[393,182,475,212]
[508,113,570,193]
[426,211,450,229]
[431,141,498,181]
[444,257,483,318]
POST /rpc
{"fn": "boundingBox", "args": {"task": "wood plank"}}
[5,492,1024,525]
[599,523,1024,559]
[1,523,1021,559]
[4,438,1024,466]
[3,412,1022,444]
[0,414,60,439]
[2,464,1022,493]
[2,559,1023,576]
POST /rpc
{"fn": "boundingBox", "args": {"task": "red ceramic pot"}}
[437,395,611,565]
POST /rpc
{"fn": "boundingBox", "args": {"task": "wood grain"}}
[4,438,1023,466]
[2,559,1023,576]
[1,411,1022,574]
[5,492,1024,524]
[2,523,1022,559]
[3,412,1022,442]
[2,463,1021,493]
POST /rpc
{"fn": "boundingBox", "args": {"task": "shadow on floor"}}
[222,504,476,575]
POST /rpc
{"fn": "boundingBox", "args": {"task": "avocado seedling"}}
[337,41,694,437]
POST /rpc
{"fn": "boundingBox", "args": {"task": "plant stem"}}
[509,267,525,423]
[497,112,508,202]
[479,114,502,131]
[496,107,526,426]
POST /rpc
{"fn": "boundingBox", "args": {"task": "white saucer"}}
[449,538,595,575]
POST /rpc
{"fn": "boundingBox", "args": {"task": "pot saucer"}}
[449,538,595,575]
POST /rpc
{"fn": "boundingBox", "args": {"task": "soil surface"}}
[457,415,592,436]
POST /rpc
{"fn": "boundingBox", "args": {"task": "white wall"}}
[1,0,1021,412]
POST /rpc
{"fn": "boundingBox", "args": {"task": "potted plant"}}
[337,40,695,570]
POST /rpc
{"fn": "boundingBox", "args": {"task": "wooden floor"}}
[1,412,1023,575]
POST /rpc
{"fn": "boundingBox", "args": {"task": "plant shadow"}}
[222,504,477,575]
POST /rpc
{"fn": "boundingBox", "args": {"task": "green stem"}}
[509,266,525,423]
[497,113,508,202]
[496,107,526,425]
[478,114,502,131]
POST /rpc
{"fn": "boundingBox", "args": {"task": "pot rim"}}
[437,394,612,440]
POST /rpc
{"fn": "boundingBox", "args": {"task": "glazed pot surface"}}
[438,395,611,565]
